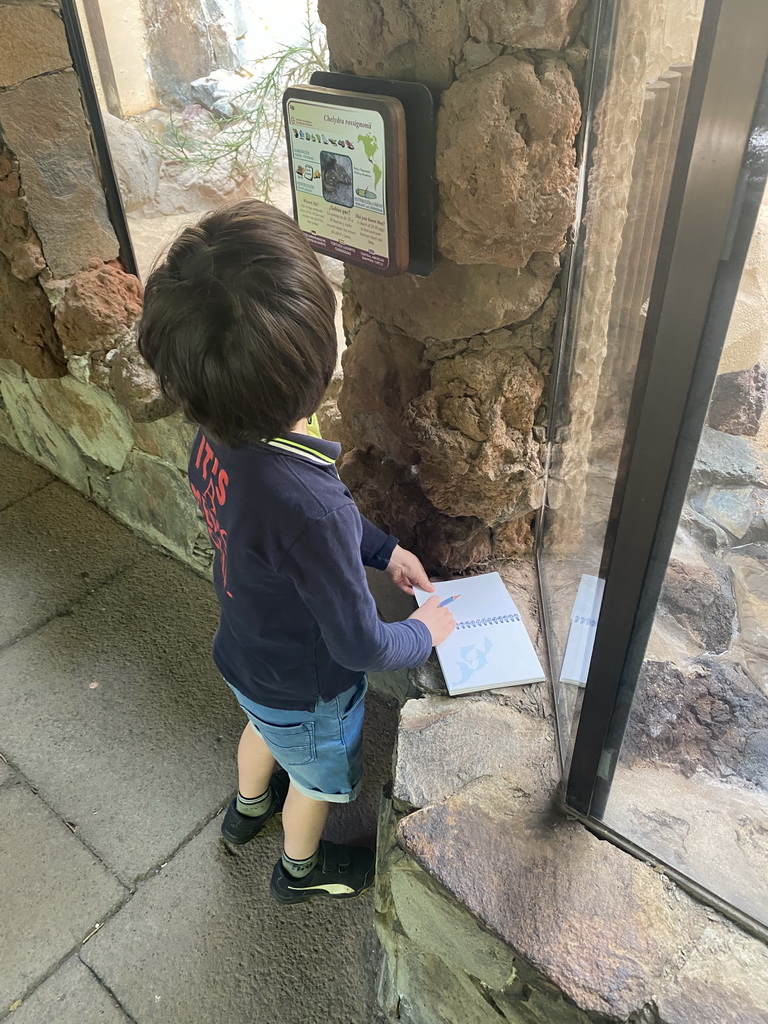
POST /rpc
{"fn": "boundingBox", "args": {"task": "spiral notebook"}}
[414,572,545,696]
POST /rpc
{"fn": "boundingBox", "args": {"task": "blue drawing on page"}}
[452,636,493,688]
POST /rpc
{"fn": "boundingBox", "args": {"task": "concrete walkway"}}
[0,443,394,1024]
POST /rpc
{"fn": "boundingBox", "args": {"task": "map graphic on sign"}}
[358,133,382,190]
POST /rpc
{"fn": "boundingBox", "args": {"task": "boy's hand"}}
[386,545,435,596]
[409,595,456,647]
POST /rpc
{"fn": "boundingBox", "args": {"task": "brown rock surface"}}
[394,695,558,810]
[0,70,119,277]
[318,0,468,90]
[436,56,580,268]
[466,0,586,51]
[397,776,689,1020]
[0,3,72,88]
[624,658,768,781]
[661,558,735,654]
[0,139,46,281]
[110,326,175,423]
[407,337,546,522]
[707,363,767,437]
[0,253,64,378]
[339,448,491,570]
[339,320,428,464]
[55,260,143,354]
[346,253,559,342]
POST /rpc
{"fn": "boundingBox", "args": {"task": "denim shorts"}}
[225,677,368,803]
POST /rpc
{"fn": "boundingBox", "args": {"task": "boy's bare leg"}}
[282,783,329,860]
[237,723,277,798]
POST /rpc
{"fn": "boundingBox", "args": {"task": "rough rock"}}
[388,857,515,991]
[315,373,343,442]
[393,695,558,810]
[407,336,546,522]
[741,728,768,790]
[131,411,197,471]
[707,363,767,437]
[110,325,175,422]
[624,659,768,781]
[27,375,134,471]
[346,253,559,343]
[0,252,65,378]
[55,260,143,353]
[108,451,207,564]
[466,0,586,51]
[0,138,46,281]
[102,113,162,214]
[690,426,768,490]
[0,3,72,88]
[436,56,580,268]
[318,0,468,91]
[339,319,428,464]
[661,558,735,654]
[689,486,768,542]
[339,448,491,570]
[153,157,255,216]
[397,776,688,1021]
[143,0,237,105]
[456,39,503,74]
[0,70,119,277]
[0,372,89,492]
[728,554,768,694]
[492,515,535,557]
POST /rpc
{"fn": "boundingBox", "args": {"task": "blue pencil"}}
[439,595,460,607]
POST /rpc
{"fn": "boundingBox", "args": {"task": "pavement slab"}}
[8,958,131,1024]
[0,552,243,885]
[82,817,382,1024]
[0,758,13,787]
[0,443,52,512]
[81,696,397,1024]
[0,481,144,647]
[0,779,126,1012]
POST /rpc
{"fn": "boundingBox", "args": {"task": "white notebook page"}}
[414,572,545,694]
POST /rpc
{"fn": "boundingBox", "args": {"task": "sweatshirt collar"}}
[266,432,341,466]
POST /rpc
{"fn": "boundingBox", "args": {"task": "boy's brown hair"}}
[138,199,337,447]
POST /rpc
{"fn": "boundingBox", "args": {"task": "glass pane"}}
[74,0,328,278]
[538,0,705,764]
[605,179,768,927]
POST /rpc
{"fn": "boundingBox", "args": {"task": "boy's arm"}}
[359,516,434,595]
[280,505,433,673]
[359,515,397,570]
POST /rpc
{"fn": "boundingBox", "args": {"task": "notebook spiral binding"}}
[457,614,521,630]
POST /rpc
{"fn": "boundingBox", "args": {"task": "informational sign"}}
[283,85,409,276]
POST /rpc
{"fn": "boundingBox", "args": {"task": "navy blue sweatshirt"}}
[187,429,433,710]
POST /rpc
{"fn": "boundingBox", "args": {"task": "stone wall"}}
[320,0,584,571]
[0,0,213,572]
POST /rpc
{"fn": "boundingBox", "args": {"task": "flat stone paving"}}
[0,444,393,1023]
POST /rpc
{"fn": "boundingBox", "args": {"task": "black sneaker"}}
[270,840,375,904]
[220,768,290,845]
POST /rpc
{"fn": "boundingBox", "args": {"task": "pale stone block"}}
[390,858,515,990]
[0,4,72,88]
[107,451,206,564]
[0,71,119,277]
[28,375,134,471]
[0,371,89,492]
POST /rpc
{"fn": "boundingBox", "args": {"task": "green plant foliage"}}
[148,2,327,201]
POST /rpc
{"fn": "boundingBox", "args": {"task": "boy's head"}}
[138,199,337,447]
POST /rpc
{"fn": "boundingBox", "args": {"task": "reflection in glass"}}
[605,184,768,927]
[538,0,705,765]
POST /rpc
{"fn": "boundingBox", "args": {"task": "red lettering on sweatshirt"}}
[190,436,232,597]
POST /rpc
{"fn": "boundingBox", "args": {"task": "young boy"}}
[138,199,455,904]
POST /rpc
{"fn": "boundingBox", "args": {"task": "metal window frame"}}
[59,0,138,278]
[555,0,768,936]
